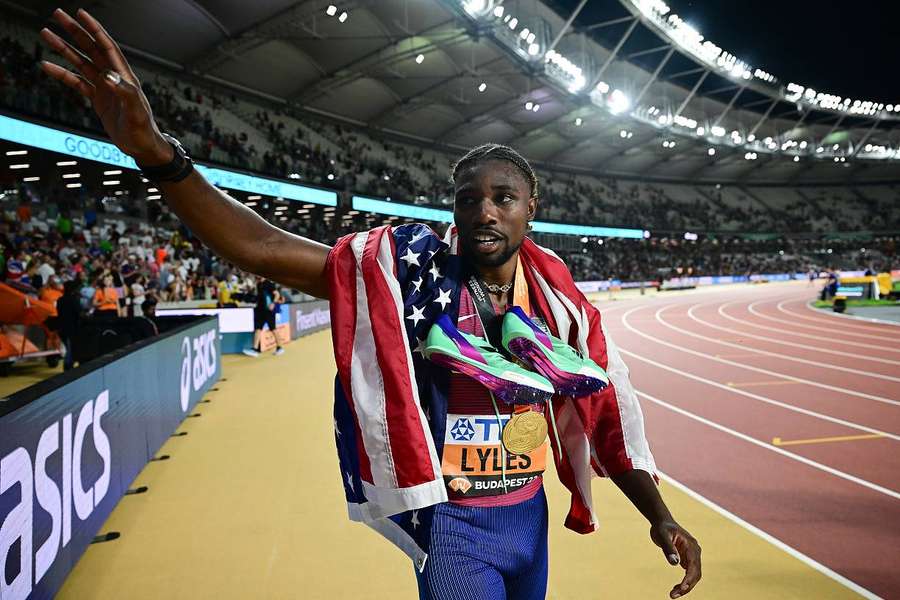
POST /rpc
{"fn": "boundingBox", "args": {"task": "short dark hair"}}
[452,143,539,199]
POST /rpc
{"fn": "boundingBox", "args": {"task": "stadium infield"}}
[53,280,893,599]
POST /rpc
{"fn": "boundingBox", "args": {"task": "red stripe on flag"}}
[327,233,374,484]
[361,227,438,488]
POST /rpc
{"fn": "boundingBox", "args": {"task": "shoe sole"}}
[507,337,608,397]
[426,351,552,405]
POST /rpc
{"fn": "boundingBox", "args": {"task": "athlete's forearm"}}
[610,469,674,525]
[153,165,331,298]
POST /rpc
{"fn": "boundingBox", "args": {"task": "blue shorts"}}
[416,486,548,600]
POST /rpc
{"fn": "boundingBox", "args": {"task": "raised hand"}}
[39,8,172,165]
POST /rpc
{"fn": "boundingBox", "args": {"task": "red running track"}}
[597,282,900,599]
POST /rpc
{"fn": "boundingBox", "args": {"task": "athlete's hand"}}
[39,8,172,165]
[650,520,702,598]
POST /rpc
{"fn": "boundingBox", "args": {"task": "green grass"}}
[814,298,900,308]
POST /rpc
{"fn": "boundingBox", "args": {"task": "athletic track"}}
[595,281,900,599]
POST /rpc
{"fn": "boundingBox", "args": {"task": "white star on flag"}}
[412,277,423,293]
[429,263,442,282]
[413,336,427,355]
[345,471,353,490]
[400,247,420,267]
[407,304,426,326]
[334,418,341,437]
[411,510,420,529]
[433,288,452,310]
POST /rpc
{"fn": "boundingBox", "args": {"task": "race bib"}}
[441,413,547,498]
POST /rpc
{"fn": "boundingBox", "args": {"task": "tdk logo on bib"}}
[449,418,476,441]
[444,414,511,444]
[180,329,218,412]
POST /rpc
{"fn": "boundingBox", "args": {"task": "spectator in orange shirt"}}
[40,275,64,306]
[92,274,121,319]
[16,199,31,223]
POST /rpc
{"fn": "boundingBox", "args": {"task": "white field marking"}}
[722,299,900,355]
[619,305,900,417]
[637,389,900,500]
[748,298,900,344]
[656,468,883,599]
[691,301,900,367]
[667,304,900,385]
[803,298,900,328]
[779,299,900,338]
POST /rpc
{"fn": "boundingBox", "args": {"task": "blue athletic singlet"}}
[415,486,549,600]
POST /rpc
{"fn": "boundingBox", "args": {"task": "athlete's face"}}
[453,160,536,269]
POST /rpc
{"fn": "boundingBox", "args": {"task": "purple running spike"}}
[435,314,487,365]
[508,306,553,351]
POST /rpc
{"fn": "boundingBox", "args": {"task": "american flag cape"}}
[326,223,657,570]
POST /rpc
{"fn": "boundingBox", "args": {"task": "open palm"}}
[39,8,169,164]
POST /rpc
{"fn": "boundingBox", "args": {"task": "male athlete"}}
[39,8,701,598]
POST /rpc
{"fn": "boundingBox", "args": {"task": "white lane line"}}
[662,304,900,385]
[778,300,900,339]
[657,469,882,599]
[619,305,900,419]
[638,389,900,501]
[686,302,900,368]
[724,300,900,355]
[747,298,900,343]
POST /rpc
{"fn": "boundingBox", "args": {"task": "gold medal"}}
[502,409,547,455]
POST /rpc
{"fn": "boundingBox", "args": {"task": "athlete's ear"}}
[527,196,538,221]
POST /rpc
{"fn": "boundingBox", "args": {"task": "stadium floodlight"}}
[608,89,630,114]
[525,101,534,110]
[326,5,337,16]
[56,160,76,166]
[148,187,159,193]
[338,11,348,22]
[575,117,583,126]
[744,152,757,160]
[526,32,536,44]
[799,141,808,149]
[102,180,120,186]
[65,183,81,188]
[493,5,504,18]
[793,156,800,162]
[520,28,530,40]
[710,126,725,137]
[508,17,518,29]
[816,147,823,153]
[23,176,40,182]
[463,0,488,14]
[478,82,487,92]
[5,150,26,156]
[746,133,755,142]
[62,173,80,179]
[415,54,425,64]
[528,43,540,56]
[288,173,301,179]
[327,173,336,180]
[832,143,839,150]
[532,103,540,112]
[707,147,716,156]
[696,127,705,135]
[103,169,122,175]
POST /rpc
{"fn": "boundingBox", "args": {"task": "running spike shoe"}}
[423,314,554,404]
[502,306,609,397]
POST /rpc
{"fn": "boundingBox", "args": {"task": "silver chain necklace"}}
[482,280,513,294]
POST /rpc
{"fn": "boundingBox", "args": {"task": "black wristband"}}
[137,133,194,184]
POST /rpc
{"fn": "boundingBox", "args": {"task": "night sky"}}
[554,0,900,102]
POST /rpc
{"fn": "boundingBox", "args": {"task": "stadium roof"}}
[9,0,900,185]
